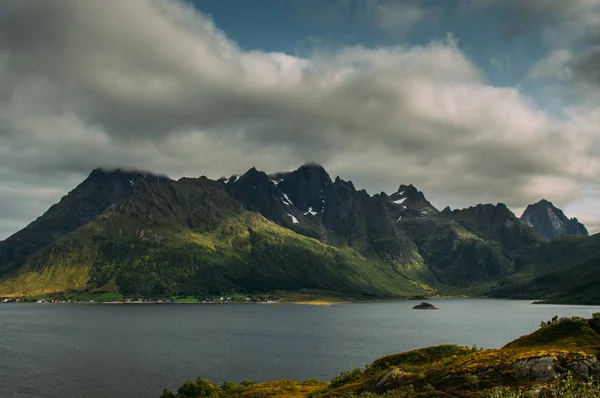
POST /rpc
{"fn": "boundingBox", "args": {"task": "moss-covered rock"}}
[412,302,437,310]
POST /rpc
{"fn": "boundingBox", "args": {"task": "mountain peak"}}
[392,184,426,203]
[87,167,169,183]
[521,200,588,241]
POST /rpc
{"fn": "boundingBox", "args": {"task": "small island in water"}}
[412,302,437,310]
[161,313,600,397]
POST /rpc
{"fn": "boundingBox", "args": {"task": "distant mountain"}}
[0,169,433,298]
[444,203,542,252]
[0,169,168,273]
[520,199,589,241]
[0,164,597,303]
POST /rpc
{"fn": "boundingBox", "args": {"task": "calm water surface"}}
[1,299,599,398]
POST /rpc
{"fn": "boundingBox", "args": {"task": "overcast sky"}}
[1,0,599,239]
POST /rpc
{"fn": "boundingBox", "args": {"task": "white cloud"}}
[375,2,430,36]
[0,0,599,238]
[528,49,573,80]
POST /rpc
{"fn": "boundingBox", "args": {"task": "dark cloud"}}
[290,0,439,37]
[458,0,600,43]
[573,46,600,86]
[0,0,598,239]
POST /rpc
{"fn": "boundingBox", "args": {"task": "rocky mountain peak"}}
[390,184,427,204]
[520,199,589,241]
[333,176,356,191]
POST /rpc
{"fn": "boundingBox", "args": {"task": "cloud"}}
[374,2,434,36]
[528,49,573,80]
[572,46,600,86]
[291,0,436,37]
[0,0,599,239]
[458,0,600,42]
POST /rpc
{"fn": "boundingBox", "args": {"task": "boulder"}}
[567,357,600,376]
[513,356,557,382]
[375,368,408,389]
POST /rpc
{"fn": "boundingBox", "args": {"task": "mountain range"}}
[0,164,596,303]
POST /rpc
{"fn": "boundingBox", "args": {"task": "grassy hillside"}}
[162,314,600,397]
[0,177,434,298]
[491,234,600,304]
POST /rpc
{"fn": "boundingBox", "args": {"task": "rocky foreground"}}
[161,313,600,397]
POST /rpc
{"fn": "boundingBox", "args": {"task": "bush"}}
[484,373,600,397]
[330,368,363,387]
[540,315,559,328]
[176,378,221,398]
[463,373,479,389]
[593,312,600,319]
[159,388,177,398]
[221,381,243,393]
[540,315,587,328]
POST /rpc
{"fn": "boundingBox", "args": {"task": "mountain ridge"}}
[0,164,596,303]
[521,199,589,241]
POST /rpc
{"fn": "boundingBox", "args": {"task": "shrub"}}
[330,368,363,387]
[159,388,177,398]
[483,373,600,397]
[221,381,243,393]
[551,373,600,398]
[540,315,559,328]
[540,315,587,328]
[463,373,479,389]
[176,378,221,398]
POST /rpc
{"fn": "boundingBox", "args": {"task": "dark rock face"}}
[521,199,589,241]
[225,164,422,265]
[0,168,167,273]
[567,357,600,376]
[276,163,332,214]
[513,356,557,382]
[444,203,542,251]
[222,166,321,238]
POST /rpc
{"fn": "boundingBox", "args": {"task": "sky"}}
[0,0,600,239]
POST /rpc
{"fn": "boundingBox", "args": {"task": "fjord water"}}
[2,299,599,398]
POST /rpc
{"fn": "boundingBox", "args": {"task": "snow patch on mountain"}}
[282,193,293,206]
[303,207,318,216]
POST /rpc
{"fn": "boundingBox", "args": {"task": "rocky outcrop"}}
[513,356,557,382]
[374,368,408,389]
[444,203,542,251]
[521,199,589,241]
[567,357,600,376]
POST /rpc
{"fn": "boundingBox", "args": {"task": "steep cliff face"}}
[444,203,542,251]
[521,199,589,241]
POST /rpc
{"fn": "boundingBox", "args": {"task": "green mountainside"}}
[0,164,598,303]
[0,172,432,298]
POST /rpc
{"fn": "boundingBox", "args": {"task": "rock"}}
[513,356,557,382]
[375,368,407,388]
[520,199,589,241]
[567,357,600,376]
[413,302,437,310]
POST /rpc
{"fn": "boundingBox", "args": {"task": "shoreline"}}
[4,293,600,306]
[0,296,558,306]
